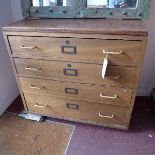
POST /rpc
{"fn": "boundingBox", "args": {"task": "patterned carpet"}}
[0,113,74,155]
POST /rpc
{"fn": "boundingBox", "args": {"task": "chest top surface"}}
[3,19,147,36]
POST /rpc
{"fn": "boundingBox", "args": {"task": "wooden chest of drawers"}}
[3,19,148,129]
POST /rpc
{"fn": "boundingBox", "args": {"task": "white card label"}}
[87,0,108,6]
[102,57,108,79]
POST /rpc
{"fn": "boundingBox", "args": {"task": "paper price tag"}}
[102,57,108,79]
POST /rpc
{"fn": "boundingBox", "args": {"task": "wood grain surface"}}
[3,19,148,36]
[14,58,137,88]
[9,36,142,66]
[19,77,133,107]
[24,93,129,128]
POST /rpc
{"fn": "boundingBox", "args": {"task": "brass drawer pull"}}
[35,103,47,108]
[61,46,76,54]
[103,50,123,55]
[108,75,120,79]
[65,88,78,95]
[100,93,117,99]
[63,68,78,76]
[66,103,79,110]
[99,113,114,119]
[25,66,41,71]
[21,45,37,49]
[30,84,44,90]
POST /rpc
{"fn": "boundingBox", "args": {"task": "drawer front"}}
[24,93,129,127]
[19,77,133,107]
[9,36,142,66]
[14,58,136,88]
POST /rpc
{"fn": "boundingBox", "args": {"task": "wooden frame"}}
[21,0,151,19]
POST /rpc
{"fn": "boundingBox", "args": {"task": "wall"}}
[138,0,155,96]
[10,0,23,21]
[0,0,20,115]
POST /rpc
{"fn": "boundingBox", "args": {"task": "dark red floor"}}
[7,96,155,155]
[66,97,155,155]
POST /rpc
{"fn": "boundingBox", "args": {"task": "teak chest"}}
[3,19,148,129]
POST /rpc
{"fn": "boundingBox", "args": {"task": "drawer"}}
[24,93,129,127]
[14,58,136,88]
[19,77,133,107]
[9,36,142,66]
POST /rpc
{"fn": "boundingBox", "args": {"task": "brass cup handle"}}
[21,45,37,49]
[103,50,123,55]
[100,93,117,99]
[25,66,41,71]
[35,103,47,108]
[99,113,115,119]
[108,75,120,79]
[30,84,44,90]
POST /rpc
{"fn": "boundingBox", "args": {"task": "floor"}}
[0,113,74,155]
[7,96,155,155]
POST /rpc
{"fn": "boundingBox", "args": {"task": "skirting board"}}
[0,94,19,116]
[137,89,151,96]
[151,88,155,103]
